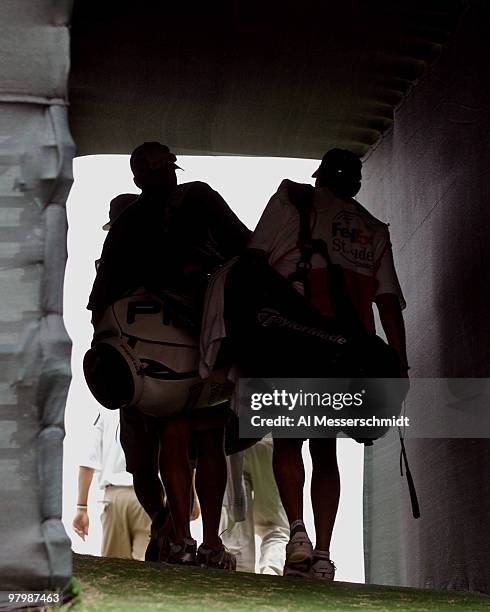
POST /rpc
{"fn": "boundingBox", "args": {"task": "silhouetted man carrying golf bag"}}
[222,149,413,580]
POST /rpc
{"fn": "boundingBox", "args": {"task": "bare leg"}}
[132,470,165,520]
[272,438,304,523]
[158,415,192,542]
[309,438,340,551]
[195,426,227,549]
[119,408,164,521]
[190,469,201,521]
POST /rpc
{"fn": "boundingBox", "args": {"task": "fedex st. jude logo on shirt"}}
[331,210,374,270]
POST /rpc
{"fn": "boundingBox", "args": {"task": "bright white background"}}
[62,154,365,582]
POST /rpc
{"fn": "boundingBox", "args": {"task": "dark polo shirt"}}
[88,181,250,315]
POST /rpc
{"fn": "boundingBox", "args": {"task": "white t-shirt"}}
[78,409,133,489]
[249,181,405,332]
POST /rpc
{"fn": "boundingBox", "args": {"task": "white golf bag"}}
[83,289,232,417]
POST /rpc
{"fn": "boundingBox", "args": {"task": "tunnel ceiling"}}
[69,1,464,159]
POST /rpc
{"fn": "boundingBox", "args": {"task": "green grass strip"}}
[71,554,489,611]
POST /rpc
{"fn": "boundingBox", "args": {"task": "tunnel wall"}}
[360,0,490,593]
[0,1,74,601]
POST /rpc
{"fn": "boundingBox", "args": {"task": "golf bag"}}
[83,289,232,417]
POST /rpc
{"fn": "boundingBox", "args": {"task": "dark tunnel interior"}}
[0,0,488,600]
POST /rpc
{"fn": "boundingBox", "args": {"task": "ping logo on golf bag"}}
[126,299,184,326]
[127,300,160,323]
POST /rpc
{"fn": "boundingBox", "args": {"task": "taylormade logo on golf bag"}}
[257,308,348,345]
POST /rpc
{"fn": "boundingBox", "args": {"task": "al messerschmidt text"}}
[250,415,410,428]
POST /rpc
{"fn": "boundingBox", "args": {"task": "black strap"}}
[287,182,317,301]
[398,426,421,519]
[127,335,138,349]
[286,182,361,330]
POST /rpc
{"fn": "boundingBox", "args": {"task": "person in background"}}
[220,436,289,575]
[94,194,138,275]
[72,409,151,560]
[102,193,138,232]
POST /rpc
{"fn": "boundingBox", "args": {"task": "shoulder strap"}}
[286,182,324,301]
[287,182,315,249]
[287,182,330,257]
[286,181,363,329]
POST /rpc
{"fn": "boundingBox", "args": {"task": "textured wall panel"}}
[361,0,490,593]
[0,1,74,601]
[0,0,72,101]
